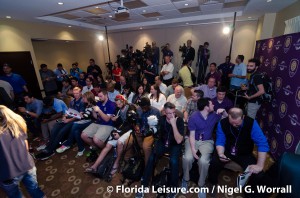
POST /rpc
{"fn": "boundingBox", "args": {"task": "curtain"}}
[284,15,300,34]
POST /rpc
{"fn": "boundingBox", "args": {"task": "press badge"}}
[231,146,237,156]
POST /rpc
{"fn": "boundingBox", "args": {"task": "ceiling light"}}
[267,0,272,2]
[248,16,252,19]
[223,26,230,34]
[157,18,159,20]
[140,27,143,30]
[142,10,146,13]
[6,16,11,19]
[65,40,69,43]
[58,2,64,5]
[68,25,72,28]
[95,6,99,8]
[109,15,113,18]
[186,22,189,25]
[98,35,104,41]
[185,3,189,6]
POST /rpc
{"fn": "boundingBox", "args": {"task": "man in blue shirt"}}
[208,107,269,196]
[229,55,247,90]
[1,63,28,98]
[218,56,235,88]
[81,90,116,149]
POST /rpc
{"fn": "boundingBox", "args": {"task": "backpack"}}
[251,72,274,103]
[152,167,170,196]
[95,149,116,182]
[187,66,197,84]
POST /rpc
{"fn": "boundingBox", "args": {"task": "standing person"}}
[1,63,28,100]
[0,105,45,198]
[39,63,57,96]
[218,56,235,88]
[0,79,14,100]
[112,62,122,84]
[242,58,265,119]
[179,59,194,98]
[229,55,247,90]
[161,43,173,63]
[197,42,210,84]
[160,55,174,86]
[182,98,227,198]
[143,57,156,85]
[87,58,102,78]
[151,41,160,74]
[53,63,68,92]
[183,40,195,66]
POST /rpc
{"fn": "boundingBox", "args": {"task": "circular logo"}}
[281,103,286,113]
[275,77,282,93]
[298,89,300,100]
[268,112,274,127]
[284,130,294,149]
[257,42,261,50]
[268,39,274,49]
[271,56,278,71]
[260,56,264,65]
[271,138,278,153]
[291,60,298,72]
[279,102,288,118]
[285,37,291,48]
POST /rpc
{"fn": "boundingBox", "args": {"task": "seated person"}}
[208,107,269,196]
[132,84,147,107]
[35,87,85,160]
[56,91,96,157]
[182,98,227,198]
[136,102,184,198]
[212,86,233,112]
[38,96,68,150]
[57,79,71,99]
[165,78,179,98]
[84,109,137,175]
[193,77,217,99]
[148,84,166,111]
[107,82,120,102]
[122,84,135,104]
[167,85,187,113]
[81,90,116,151]
[18,92,43,138]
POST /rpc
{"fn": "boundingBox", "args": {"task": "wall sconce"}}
[223,26,231,35]
[98,35,104,41]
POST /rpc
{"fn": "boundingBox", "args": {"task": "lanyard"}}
[230,125,242,149]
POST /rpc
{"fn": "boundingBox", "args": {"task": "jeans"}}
[0,167,44,198]
[141,140,181,187]
[63,121,91,151]
[46,121,74,152]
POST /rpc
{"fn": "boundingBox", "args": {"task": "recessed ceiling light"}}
[140,27,143,29]
[109,15,113,18]
[58,2,64,5]
[65,40,69,43]
[267,0,272,2]
[157,18,160,20]
[68,25,72,28]
[142,10,146,13]
[6,16,11,19]
[186,22,189,25]
[185,3,189,6]
[95,6,99,8]
[248,16,252,19]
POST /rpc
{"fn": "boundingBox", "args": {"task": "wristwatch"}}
[26,110,29,114]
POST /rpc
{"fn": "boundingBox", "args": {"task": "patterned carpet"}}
[0,145,274,198]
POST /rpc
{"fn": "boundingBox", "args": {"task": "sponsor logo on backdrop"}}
[295,87,300,107]
[272,99,278,108]
[262,42,267,51]
[289,59,299,78]
[283,85,293,96]
[256,41,261,51]
[264,58,270,67]
[275,77,282,93]
[274,124,282,134]
[259,56,264,66]
[268,112,274,127]
[267,39,274,53]
[288,114,300,126]
[271,56,278,71]
[284,36,292,53]
[274,40,282,50]
[284,130,294,149]
[279,102,288,118]
[261,108,267,116]
[278,61,287,71]
[294,38,300,50]
[271,137,278,153]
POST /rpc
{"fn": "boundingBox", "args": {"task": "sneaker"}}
[76,149,85,157]
[35,151,54,160]
[56,145,70,153]
[198,191,206,198]
[36,144,47,151]
[181,179,188,194]
[135,192,144,198]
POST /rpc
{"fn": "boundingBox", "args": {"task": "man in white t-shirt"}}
[160,55,174,86]
[0,79,14,99]
[167,86,187,113]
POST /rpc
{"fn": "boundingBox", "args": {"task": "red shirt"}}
[112,68,122,82]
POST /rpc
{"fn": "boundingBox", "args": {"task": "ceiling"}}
[0,0,298,32]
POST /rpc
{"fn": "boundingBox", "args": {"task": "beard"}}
[247,69,255,73]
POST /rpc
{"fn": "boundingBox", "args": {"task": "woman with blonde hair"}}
[56,91,96,157]
[0,105,45,198]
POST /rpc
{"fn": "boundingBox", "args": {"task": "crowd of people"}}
[0,40,271,198]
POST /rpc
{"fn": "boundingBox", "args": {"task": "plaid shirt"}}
[184,99,198,117]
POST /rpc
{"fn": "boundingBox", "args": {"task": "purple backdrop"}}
[254,32,300,160]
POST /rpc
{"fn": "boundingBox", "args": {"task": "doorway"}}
[0,51,42,99]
